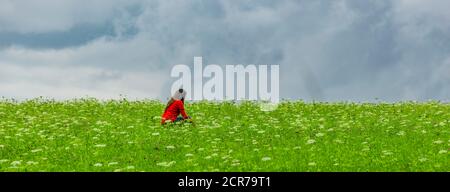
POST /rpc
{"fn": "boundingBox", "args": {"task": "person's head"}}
[165,89,187,110]
[172,88,187,103]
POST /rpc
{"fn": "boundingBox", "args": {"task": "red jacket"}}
[161,100,188,124]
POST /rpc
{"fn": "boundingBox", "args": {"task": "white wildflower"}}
[108,162,119,166]
[31,149,42,153]
[0,159,9,163]
[418,158,427,162]
[156,161,176,167]
[11,161,21,166]
[166,145,175,149]
[26,161,38,165]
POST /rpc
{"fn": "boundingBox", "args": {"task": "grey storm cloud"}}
[0,0,449,101]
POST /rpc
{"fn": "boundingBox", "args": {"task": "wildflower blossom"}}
[10,161,21,166]
[108,162,119,166]
[157,161,176,167]
[31,149,42,153]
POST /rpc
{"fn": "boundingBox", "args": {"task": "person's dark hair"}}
[179,88,185,103]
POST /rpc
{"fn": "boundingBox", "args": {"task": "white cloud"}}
[393,0,450,44]
[0,0,141,33]
[0,63,164,100]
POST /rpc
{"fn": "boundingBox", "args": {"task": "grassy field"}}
[0,99,448,172]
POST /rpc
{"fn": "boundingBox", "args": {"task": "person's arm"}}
[178,101,189,119]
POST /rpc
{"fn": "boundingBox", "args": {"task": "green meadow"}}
[0,99,448,171]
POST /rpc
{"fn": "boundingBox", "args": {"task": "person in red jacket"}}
[161,89,191,125]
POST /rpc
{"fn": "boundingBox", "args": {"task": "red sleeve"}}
[178,101,188,119]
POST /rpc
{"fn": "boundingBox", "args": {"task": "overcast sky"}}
[0,0,449,102]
